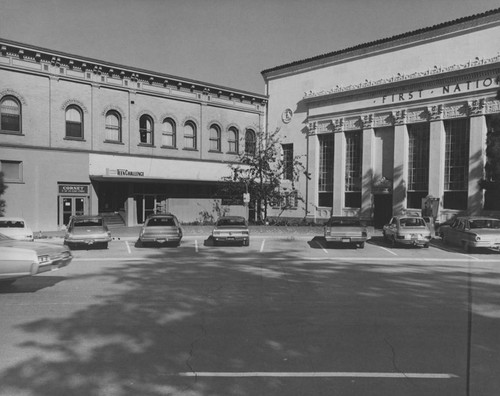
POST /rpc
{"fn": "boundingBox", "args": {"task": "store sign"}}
[59,185,89,194]
[106,168,145,177]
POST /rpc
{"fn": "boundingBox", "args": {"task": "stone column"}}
[361,114,374,220]
[305,122,319,221]
[468,99,487,215]
[428,105,445,214]
[392,110,408,215]
[332,123,345,215]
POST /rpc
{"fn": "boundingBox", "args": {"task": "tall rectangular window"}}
[282,143,293,181]
[407,123,430,208]
[444,118,469,209]
[484,115,500,210]
[318,134,334,207]
[345,131,362,208]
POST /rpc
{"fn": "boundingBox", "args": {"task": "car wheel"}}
[0,279,16,286]
[243,239,250,247]
[358,242,365,249]
[101,242,108,249]
[424,243,429,248]
[390,236,396,247]
[462,241,471,253]
[213,240,218,246]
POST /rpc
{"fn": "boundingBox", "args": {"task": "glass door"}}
[60,197,88,226]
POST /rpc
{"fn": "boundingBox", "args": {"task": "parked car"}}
[138,213,183,247]
[64,215,112,249]
[439,216,500,252]
[212,216,250,246]
[383,215,432,248]
[0,232,72,285]
[0,217,34,241]
[323,216,371,248]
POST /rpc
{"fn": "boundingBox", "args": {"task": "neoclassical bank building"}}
[0,39,266,230]
[263,8,500,227]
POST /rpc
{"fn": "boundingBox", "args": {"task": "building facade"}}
[0,39,267,231]
[262,8,500,227]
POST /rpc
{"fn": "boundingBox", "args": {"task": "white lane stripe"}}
[260,239,266,252]
[303,256,498,262]
[316,240,328,253]
[176,372,457,379]
[195,239,199,253]
[377,246,398,256]
[125,241,131,254]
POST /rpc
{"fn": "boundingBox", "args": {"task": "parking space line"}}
[176,371,457,379]
[260,239,266,252]
[377,246,398,256]
[195,239,199,253]
[125,241,131,254]
[316,240,328,253]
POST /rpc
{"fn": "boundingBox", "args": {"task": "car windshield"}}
[399,218,426,227]
[217,218,246,226]
[73,219,103,227]
[146,217,176,227]
[469,219,500,229]
[0,220,25,228]
[327,217,362,227]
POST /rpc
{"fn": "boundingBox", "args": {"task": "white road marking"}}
[260,239,266,252]
[377,246,398,256]
[176,372,457,379]
[195,239,199,253]
[125,241,131,254]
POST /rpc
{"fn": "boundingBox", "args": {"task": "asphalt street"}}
[0,235,499,396]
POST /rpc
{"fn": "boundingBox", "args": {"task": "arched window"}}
[245,129,256,155]
[105,111,121,142]
[184,121,197,149]
[0,96,21,133]
[139,114,154,145]
[65,105,83,138]
[209,124,221,152]
[162,118,176,147]
[228,127,239,154]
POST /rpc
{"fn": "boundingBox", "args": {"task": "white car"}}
[0,217,34,241]
[0,232,73,285]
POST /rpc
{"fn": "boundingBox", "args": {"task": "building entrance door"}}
[136,195,167,224]
[373,194,393,229]
[59,196,88,226]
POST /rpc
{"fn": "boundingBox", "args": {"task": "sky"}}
[0,0,499,94]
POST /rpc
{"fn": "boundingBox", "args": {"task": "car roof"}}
[0,217,27,222]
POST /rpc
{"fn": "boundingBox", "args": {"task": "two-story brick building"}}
[263,8,500,227]
[0,39,267,231]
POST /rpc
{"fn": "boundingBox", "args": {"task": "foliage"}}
[197,200,230,224]
[0,171,6,216]
[219,127,308,222]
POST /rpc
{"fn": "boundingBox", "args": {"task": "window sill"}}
[227,151,239,155]
[64,137,85,141]
[209,150,222,153]
[0,131,24,136]
[182,148,198,152]
[104,140,125,145]
[161,146,178,150]
[138,143,156,148]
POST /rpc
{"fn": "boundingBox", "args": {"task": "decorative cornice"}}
[304,54,500,99]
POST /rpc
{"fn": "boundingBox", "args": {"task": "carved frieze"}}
[406,108,429,123]
[427,104,443,121]
[485,98,500,114]
[443,103,468,119]
[373,113,393,127]
[333,118,344,132]
[392,109,406,126]
[315,120,333,134]
[468,99,485,116]
[361,114,373,129]
[344,116,362,131]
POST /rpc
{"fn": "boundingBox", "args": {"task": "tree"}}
[219,127,308,223]
[0,171,7,216]
[481,114,500,210]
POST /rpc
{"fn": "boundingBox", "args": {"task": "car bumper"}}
[213,235,249,242]
[470,241,500,250]
[396,237,431,246]
[37,254,73,274]
[65,237,112,245]
[324,236,368,243]
[139,236,182,243]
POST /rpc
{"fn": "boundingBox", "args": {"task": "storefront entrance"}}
[373,194,393,229]
[59,196,88,226]
[136,194,167,224]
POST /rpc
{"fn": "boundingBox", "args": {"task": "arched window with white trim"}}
[65,105,83,138]
[0,96,21,133]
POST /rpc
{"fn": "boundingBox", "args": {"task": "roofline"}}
[261,7,500,77]
[0,37,267,100]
